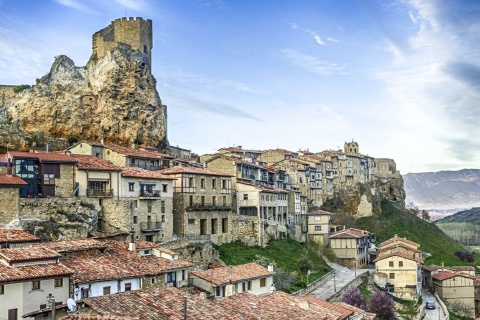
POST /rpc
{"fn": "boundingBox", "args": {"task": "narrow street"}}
[422,289,445,320]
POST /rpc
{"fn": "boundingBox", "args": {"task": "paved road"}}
[310,262,371,300]
[422,289,445,320]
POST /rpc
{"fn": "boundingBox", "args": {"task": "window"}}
[389,261,394,267]
[43,173,55,184]
[103,286,111,295]
[188,177,194,187]
[134,200,138,208]
[189,195,193,207]
[222,196,227,206]
[161,215,165,222]
[399,261,403,267]
[129,182,134,191]
[248,281,252,290]
[243,194,248,200]
[161,201,165,213]
[125,283,131,291]
[222,218,228,233]
[188,219,195,224]
[389,273,395,279]
[222,179,226,189]
[200,178,205,189]
[144,44,148,53]
[133,216,138,224]
[242,282,246,292]
[81,288,89,299]
[201,196,205,206]
[260,278,266,287]
[32,280,40,290]
[212,179,216,189]
[147,200,152,213]
[211,219,217,234]
[54,278,63,287]
[151,278,156,284]
[314,216,321,221]
[0,284,3,294]
[212,196,216,206]
[315,226,322,231]
[162,184,168,192]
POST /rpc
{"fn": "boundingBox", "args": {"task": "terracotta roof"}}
[432,271,474,281]
[330,228,369,239]
[205,154,267,170]
[0,174,28,186]
[191,262,274,286]
[90,231,130,239]
[332,302,365,318]
[0,246,60,263]
[0,229,40,243]
[23,304,69,318]
[378,235,420,249]
[373,251,422,263]
[6,151,77,163]
[160,166,233,177]
[102,143,174,159]
[237,181,288,193]
[307,210,333,216]
[70,154,122,171]
[0,262,73,282]
[60,315,137,320]
[40,238,108,253]
[118,241,178,255]
[121,166,175,180]
[378,243,420,254]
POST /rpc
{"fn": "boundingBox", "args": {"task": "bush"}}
[342,286,367,310]
[368,290,395,320]
[12,84,31,93]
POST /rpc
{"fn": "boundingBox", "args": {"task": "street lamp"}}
[354,260,357,277]
[333,271,336,292]
[46,292,55,320]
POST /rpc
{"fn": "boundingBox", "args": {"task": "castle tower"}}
[344,140,359,154]
[92,17,153,67]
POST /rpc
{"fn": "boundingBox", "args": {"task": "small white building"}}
[191,262,275,298]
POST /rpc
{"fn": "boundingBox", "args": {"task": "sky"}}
[0,0,479,174]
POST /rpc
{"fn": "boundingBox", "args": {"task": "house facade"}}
[306,210,332,245]
[432,271,475,318]
[329,228,370,268]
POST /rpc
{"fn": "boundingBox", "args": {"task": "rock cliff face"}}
[1,46,167,150]
[321,174,406,217]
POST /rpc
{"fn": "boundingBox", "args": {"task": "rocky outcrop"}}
[1,46,167,150]
[321,174,406,217]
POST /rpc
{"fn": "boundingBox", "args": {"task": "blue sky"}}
[0,0,479,174]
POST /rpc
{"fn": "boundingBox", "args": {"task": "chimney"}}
[199,292,207,300]
[100,137,104,145]
[298,300,310,311]
[128,230,136,252]
[268,264,274,272]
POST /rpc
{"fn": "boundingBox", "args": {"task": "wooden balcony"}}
[185,203,232,211]
[139,190,161,199]
[140,222,162,232]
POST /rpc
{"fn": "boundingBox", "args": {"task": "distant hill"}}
[435,207,480,224]
[403,169,480,214]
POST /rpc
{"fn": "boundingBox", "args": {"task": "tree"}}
[367,290,395,320]
[341,286,366,310]
[421,210,430,221]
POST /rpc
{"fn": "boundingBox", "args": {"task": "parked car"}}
[426,301,436,309]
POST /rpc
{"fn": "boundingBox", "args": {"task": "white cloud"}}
[54,0,98,14]
[327,37,339,43]
[112,0,149,13]
[281,49,348,75]
[313,34,325,45]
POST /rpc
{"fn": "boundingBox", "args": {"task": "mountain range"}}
[403,169,480,216]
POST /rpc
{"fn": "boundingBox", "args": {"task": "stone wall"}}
[160,239,217,270]
[230,214,258,246]
[56,164,75,197]
[0,187,21,225]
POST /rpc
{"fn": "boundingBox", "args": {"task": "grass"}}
[353,200,480,266]
[214,238,332,293]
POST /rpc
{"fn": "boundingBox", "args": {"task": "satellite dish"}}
[67,298,77,312]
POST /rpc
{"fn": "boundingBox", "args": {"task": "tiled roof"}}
[70,154,122,171]
[373,251,422,263]
[121,166,175,180]
[0,229,40,243]
[6,151,77,163]
[307,210,333,216]
[60,315,138,320]
[191,262,274,286]
[330,228,369,239]
[40,238,108,253]
[103,143,174,159]
[118,240,178,255]
[379,243,420,254]
[378,235,420,249]
[0,262,73,282]
[0,246,60,263]
[0,174,28,186]
[205,154,267,170]
[142,255,194,272]
[90,231,130,239]
[432,271,474,281]
[160,166,233,177]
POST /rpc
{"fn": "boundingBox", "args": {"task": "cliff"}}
[321,174,406,217]
[0,38,167,151]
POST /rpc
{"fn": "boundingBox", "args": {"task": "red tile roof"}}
[378,235,420,249]
[192,262,274,286]
[0,246,60,263]
[307,210,333,216]
[0,229,40,243]
[0,262,73,282]
[0,174,28,186]
[160,166,233,177]
[70,154,122,171]
[40,238,108,253]
[330,228,369,239]
[373,251,422,263]
[121,166,175,179]
[102,143,174,159]
[432,271,474,281]
[60,316,138,320]
[6,151,77,163]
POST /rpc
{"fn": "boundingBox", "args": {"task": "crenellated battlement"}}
[92,17,153,66]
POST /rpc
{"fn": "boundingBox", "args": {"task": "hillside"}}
[353,201,479,266]
[435,208,480,245]
[435,207,480,224]
[403,169,480,214]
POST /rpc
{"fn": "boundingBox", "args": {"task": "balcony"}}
[139,190,161,199]
[186,234,211,242]
[185,203,232,211]
[140,222,162,232]
[87,189,113,198]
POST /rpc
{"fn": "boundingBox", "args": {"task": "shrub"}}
[342,286,367,310]
[368,290,395,320]
[12,84,31,93]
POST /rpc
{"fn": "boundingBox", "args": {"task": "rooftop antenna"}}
[66,297,77,313]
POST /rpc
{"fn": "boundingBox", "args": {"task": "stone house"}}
[287,190,306,241]
[4,151,77,198]
[422,265,475,290]
[160,166,233,244]
[191,262,275,298]
[257,149,298,166]
[0,229,40,248]
[374,235,422,301]
[330,228,370,268]
[374,158,397,178]
[0,174,28,225]
[0,246,73,319]
[307,210,332,245]
[432,271,475,318]
[68,141,174,170]
[167,145,191,159]
[218,146,265,161]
